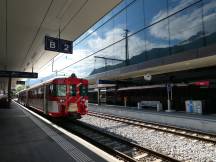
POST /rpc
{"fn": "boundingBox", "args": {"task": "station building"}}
[60,0,216,114]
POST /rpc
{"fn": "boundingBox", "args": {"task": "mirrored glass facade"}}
[28,0,216,85]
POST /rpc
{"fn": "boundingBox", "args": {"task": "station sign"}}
[45,36,73,54]
[16,81,25,85]
[0,71,38,78]
[193,81,209,86]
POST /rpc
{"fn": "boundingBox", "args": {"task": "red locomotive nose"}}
[59,105,65,114]
[78,99,88,115]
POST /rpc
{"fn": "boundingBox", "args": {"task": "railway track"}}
[56,120,179,162]
[87,111,216,144]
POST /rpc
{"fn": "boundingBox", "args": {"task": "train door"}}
[25,91,28,106]
[43,84,48,114]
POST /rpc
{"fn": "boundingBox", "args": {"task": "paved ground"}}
[0,102,110,162]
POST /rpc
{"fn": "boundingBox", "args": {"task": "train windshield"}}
[56,85,66,96]
[49,84,66,97]
[80,85,88,96]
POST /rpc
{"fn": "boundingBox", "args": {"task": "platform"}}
[0,101,119,162]
[89,104,216,134]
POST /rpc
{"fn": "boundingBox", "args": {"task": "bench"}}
[137,101,162,112]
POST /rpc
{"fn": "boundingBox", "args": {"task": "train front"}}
[64,77,88,118]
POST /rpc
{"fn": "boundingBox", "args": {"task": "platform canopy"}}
[0,0,121,88]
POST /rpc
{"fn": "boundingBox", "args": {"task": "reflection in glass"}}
[145,20,169,59]
[99,20,114,49]
[113,10,126,42]
[126,0,144,35]
[91,41,125,75]
[168,0,200,15]
[144,0,168,26]
[203,0,216,45]
[169,2,204,54]
[113,39,126,61]
[128,30,146,64]
[93,46,114,72]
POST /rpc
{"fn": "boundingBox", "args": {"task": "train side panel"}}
[28,85,44,113]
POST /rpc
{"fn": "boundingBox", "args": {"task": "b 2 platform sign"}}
[45,36,73,54]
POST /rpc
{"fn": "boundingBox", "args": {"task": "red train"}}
[17,76,88,119]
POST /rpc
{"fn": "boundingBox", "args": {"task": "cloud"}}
[150,3,200,41]
[150,0,216,41]
[87,28,125,51]
[151,0,193,23]
[149,20,169,40]
[203,0,216,35]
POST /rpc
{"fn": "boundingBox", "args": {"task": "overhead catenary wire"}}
[33,0,89,73]
[22,0,54,71]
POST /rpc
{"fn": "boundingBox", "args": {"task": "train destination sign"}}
[45,36,73,54]
[0,71,38,78]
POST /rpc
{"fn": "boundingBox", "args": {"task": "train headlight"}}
[85,100,88,107]
[60,99,65,103]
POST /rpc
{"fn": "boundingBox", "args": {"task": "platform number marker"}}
[45,36,73,54]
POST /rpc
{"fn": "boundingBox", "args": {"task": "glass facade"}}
[127,0,144,35]
[28,0,216,86]
[203,0,216,45]
[169,1,204,54]
[144,0,168,25]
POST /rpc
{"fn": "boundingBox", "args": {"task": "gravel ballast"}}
[80,115,216,162]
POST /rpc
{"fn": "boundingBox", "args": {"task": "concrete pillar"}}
[166,83,175,112]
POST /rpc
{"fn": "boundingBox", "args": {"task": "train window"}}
[38,87,43,94]
[80,85,88,96]
[33,89,37,97]
[70,85,76,96]
[49,84,55,96]
[56,85,66,97]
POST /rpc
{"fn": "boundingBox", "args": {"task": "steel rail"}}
[59,120,180,162]
[88,111,216,144]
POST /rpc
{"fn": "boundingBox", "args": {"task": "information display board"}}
[0,71,38,78]
[16,81,25,85]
